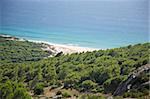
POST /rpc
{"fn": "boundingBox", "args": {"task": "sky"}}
[1,0,148,32]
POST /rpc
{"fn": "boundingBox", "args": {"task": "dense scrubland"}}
[0,35,149,99]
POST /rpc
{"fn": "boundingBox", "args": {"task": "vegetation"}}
[0,35,149,98]
[34,83,44,95]
[79,94,105,99]
[0,80,31,99]
[0,36,50,63]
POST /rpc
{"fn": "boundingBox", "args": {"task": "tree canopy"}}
[0,35,149,98]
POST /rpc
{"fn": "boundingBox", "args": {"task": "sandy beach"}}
[29,40,99,54]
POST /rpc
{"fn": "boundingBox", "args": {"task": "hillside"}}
[0,36,149,99]
[0,35,53,64]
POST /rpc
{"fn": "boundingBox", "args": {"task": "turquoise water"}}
[0,0,149,48]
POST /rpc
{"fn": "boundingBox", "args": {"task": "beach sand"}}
[30,40,99,54]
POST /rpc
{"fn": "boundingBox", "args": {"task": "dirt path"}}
[43,86,63,98]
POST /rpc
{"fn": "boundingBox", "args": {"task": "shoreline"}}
[0,34,100,54]
[29,39,100,54]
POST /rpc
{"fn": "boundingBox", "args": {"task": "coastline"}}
[0,34,100,54]
[30,40,99,54]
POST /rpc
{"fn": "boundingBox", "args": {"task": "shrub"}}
[103,76,127,93]
[81,80,97,91]
[61,90,72,98]
[34,83,44,95]
[123,91,143,98]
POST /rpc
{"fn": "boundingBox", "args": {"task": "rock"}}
[113,64,150,96]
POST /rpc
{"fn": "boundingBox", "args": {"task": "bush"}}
[62,91,71,98]
[34,83,44,95]
[123,91,143,98]
[60,90,72,98]
[0,81,31,99]
[81,80,97,91]
[103,76,127,93]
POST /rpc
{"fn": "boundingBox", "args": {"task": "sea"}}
[0,0,149,49]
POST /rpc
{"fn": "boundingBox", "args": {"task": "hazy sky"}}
[1,0,148,34]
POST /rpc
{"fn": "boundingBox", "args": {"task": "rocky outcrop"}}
[113,64,150,96]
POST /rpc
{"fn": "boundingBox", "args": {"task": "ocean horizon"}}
[0,0,149,49]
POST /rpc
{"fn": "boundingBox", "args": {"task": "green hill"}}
[0,35,149,99]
